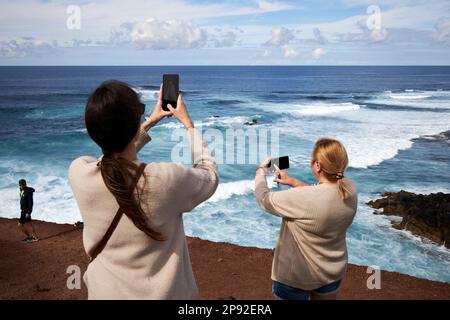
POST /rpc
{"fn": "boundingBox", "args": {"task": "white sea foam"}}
[159,122,183,129]
[389,94,431,100]
[159,115,260,129]
[206,180,255,203]
[289,102,360,115]
[257,101,361,116]
[133,87,159,101]
[368,90,450,109]
[275,90,450,169]
[385,185,450,195]
[275,101,450,168]
[202,178,276,205]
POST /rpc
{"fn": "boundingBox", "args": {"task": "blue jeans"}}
[272,280,342,300]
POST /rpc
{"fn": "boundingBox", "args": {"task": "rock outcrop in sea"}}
[367,191,450,248]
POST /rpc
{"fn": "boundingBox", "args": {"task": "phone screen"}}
[162,74,179,111]
[269,156,290,171]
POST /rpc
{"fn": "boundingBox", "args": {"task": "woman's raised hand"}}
[167,94,194,129]
[152,84,174,122]
[273,165,292,186]
[273,165,306,187]
[143,84,173,130]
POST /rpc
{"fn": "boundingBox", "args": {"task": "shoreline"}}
[1,218,449,300]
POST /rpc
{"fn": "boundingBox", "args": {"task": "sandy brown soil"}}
[0,218,449,300]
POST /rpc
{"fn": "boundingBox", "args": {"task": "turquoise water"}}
[0,66,449,282]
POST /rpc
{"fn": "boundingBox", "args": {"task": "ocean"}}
[0,66,449,283]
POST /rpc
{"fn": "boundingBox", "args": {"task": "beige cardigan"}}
[254,175,357,290]
[69,128,218,299]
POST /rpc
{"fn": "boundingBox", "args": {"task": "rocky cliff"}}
[367,191,450,248]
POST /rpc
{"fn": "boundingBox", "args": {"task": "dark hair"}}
[19,179,26,186]
[85,80,165,241]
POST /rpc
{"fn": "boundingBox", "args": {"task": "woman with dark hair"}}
[69,80,218,299]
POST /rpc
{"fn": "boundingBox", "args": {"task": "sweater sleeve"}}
[134,127,152,153]
[170,128,219,213]
[254,174,307,219]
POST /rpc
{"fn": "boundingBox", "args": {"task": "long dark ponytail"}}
[85,80,165,241]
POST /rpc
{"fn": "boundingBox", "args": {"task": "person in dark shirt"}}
[18,179,39,243]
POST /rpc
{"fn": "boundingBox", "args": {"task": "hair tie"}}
[334,172,344,180]
[97,151,113,167]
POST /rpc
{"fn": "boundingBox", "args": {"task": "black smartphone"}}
[162,74,179,111]
[268,156,290,171]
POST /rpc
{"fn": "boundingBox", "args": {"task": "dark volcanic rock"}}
[367,191,450,248]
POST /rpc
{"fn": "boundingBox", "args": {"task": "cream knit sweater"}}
[69,127,218,299]
[255,175,357,290]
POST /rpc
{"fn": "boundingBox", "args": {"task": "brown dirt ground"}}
[0,218,449,300]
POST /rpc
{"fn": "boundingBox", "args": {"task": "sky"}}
[0,0,449,65]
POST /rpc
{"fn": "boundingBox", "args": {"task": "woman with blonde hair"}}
[254,138,357,300]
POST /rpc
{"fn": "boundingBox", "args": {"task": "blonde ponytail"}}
[312,138,353,200]
[337,178,352,200]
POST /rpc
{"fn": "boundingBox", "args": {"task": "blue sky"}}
[0,0,449,65]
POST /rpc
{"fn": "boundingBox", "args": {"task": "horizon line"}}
[1,64,450,67]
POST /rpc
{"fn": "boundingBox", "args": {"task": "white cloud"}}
[282,2,449,40]
[108,20,248,49]
[432,17,450,44]
[369,28,389,42]
[309,47,326,61]
[256,0,292,12]
[340,0,450,10]
[0,38,57,57]
[263,27,298,46]
[313,28,328,44]
[210,27,243,48]
[111,19,208,50]
[71,39,92,47]
[338,19,388,43]
[283,45,299,58]
[0,0,448,65]
[380,28,430,45]
[265,27,328,45]
[0,0,294,43]
[340,0,423,7]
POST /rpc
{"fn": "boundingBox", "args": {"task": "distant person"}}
[18,179,39,243]
[254,138,358,300]
[69,80,218,299]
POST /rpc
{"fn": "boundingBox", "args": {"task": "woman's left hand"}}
[256,158,271,175]
[259,158,271,169]
[142,84,173,131]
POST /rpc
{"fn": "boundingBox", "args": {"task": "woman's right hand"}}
[167,94,194,129]
[143,84,173,131]
[273,165,305,187]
